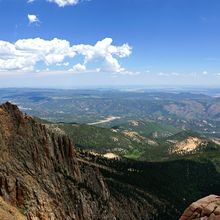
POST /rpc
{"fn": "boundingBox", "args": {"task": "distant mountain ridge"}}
[42,119,220,161]
[1,89,220,137]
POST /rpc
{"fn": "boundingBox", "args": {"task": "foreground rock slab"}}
[180,195,220,220]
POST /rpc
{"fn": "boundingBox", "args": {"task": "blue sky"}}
[0,0,220,88]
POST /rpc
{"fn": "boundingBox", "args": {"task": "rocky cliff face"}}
[0,102,168,220]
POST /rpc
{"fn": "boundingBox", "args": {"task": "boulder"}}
[180,195,220,220]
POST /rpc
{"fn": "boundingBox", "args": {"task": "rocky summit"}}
[0,102,171,220]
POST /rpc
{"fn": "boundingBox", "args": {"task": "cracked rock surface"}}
[179,195,220,220]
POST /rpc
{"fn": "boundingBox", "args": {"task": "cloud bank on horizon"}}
[0,37,132,74]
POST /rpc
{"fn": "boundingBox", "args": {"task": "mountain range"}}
[1,102,220,219]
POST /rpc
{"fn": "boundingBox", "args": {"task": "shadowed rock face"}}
[0,102,168,220]
[179,195,220,220]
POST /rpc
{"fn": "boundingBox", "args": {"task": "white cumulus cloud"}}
[28,14,39,24]
[70,63,86,73]
[27,0,87,7]
[47,0,79,7]
[72,38,132,73]
[0,37,132,74]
